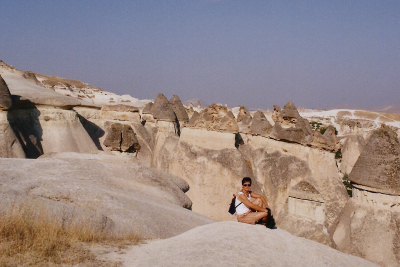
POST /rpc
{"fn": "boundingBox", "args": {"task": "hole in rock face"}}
[234,133,244,148]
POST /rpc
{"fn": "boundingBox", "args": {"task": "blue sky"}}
[1,0,399,109]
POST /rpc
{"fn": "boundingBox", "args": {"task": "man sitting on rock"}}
[235,177,271,226]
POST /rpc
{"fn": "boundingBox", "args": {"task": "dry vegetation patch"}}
[0,200,142,267]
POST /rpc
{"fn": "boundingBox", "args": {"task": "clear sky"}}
[1,0,399,110]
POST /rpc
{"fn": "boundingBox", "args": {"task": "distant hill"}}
[328,104,363,110]
[373,103,400,114]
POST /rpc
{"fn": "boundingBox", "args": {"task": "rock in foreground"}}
[111,222,378,267]
[0,152,213,239]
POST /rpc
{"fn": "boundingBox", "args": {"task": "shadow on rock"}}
[77,113,105,150]
[7,97,43,158]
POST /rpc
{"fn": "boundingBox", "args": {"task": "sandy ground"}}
[98,222,379,267]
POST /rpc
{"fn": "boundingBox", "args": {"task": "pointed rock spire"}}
[169,94,188,122]
[281,101,301,121]
[349,124,400,194]
[0,75,12,110]
[151,93,176,121]
[250,110,272,137]
[142,102,154,114]
[237,106,250,122]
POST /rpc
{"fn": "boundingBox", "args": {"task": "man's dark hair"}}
[242,177,252,185]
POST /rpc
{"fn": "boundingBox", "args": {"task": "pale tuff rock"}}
[236,106,253,133]
[0,75,12,110]
[341,118,362,134]
[272,105,283,123]
[141,102,156,123]
[339,135,366,175]
[333,195,400,267]
[186,106,195,119]
[115,222,379,267]
[0,154,214,239]
[188,104,239,133]
[238,135,348,246]
[236,106,250,122]
[169,95,189,122]
[333,125,400,267]
[74,107,153,166]
[0,111,25,158]
[249,110,272,137]
[242,113,252,126]
[1,67,81,108]
[167,140,255,221]
[219,111,239,133]
[311,125,341,152]
[151,93,177,122]
[188,110,200,127]
[237,112,253,133]
[7,108,98,158]
[103,122,141,152]
[349,124,400,195]
[282,101,301,120]
[0,62,148,108]
[98,104,141,122]
[22,71,40,85]
[155,120,179,134]
[142,102,154,114]
[270,101,314,145]
[179,128,236,150]
[101,104,139,113]
[0,60,15,71]
[271,120,313,145]
[288,180,323,202]
[278,181,329,245]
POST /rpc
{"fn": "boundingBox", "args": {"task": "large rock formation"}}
[151,93,176,122]
[237,134,348,246]
[103,122,140,152]
[249,110,272,137]
[0,75,25,158]
[99,104,141,121]
[236,106,250,122]
[113,222,379,267]
[1,66,81,108]
[339,135,366,175]
[0,75,12,110]
[74,106,153,166]
[169,94,189,122]
[0,153,214,239]
[349,124,400,194]
[219,111,238,133]
[270,101,313,145]
[7,108,98,158]
[188,104,239,133]
[151,93,179,135]
[236,106,252,134]
[272,105,283,123]
[167,140,258,221]
[278,181,329,244]
[0,111,25,158]
[311,125,341,152]
[333,125,400,267]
